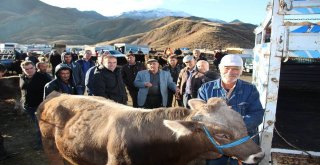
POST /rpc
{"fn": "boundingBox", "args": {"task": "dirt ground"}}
[0,100,48,165]
[1,72,319,165]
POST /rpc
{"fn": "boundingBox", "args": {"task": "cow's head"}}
[164,97,264,164]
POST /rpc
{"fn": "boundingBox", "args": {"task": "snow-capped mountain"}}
[116,8,191,20]
[115,8,231,23]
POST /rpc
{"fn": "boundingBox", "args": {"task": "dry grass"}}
[98,18,256,50]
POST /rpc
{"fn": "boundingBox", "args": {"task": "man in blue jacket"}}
[134,59,179,108]
[198,54,264,165]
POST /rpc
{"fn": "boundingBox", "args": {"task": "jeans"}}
[23,106,42,147]
[183,93,192,108]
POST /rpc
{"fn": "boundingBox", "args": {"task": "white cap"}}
[183,55,194,63]
[219,54,243,67]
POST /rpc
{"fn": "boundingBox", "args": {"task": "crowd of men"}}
[0,49,264,165]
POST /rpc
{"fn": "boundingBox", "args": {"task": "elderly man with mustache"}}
[197,54,264,165]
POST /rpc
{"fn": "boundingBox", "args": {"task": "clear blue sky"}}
[40,0,269,25]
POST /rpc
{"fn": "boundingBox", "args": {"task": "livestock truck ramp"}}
[270,61,320,164]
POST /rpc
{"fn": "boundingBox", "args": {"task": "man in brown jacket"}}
[176,55,205,108]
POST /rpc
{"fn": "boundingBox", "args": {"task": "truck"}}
[95,45,114,53]
[225,48,254,72]
[0,42,18,52]
[26,44,52,55]
[52,43,67,55]
[0,43,19,70]
[114,43,149,54]
[253,0,320,164]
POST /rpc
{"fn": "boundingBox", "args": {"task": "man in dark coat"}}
[162,55,183,107]
[49,50,62,76]
[20,61,51,150]
[193,49,207,61]
[213,49,226,70]
[92,55,127,104]
[0,64,8,159]
[196,60,220,82]
[121,53,145,107]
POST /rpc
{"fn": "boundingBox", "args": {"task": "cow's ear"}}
[164,120,202,139]
[207,97,226,106]
[207,98,228,111]
[188,99,206,111]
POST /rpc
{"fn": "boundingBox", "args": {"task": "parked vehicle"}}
[243,57,253,73]
[224,51,253,73]
[0,54,14,69]
[66,45,85,54]
[0,42,18,52]
[95,45,114,52]
[114,43,149,54]
[104,50,126,66]
[26,44,52,55]
[0,43,19,71]
[180,47,192,55]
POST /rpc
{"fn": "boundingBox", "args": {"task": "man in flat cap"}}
[177,55,205,108]
[134,59,178,108]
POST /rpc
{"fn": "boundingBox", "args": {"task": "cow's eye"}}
[215,134,230,140]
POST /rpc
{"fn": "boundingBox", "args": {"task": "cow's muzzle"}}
[242,151,265,164]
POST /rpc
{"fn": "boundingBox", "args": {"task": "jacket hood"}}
[55,64,73,78]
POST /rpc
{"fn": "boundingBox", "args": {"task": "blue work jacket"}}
[198,79,264,138]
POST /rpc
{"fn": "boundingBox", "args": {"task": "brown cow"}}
[38,91,264,165]
[0,76,22,113]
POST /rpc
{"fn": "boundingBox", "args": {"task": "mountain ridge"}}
[0,0,256,49]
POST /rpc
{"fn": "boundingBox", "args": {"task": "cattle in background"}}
[0,76,22,112]
[38,92,264,165]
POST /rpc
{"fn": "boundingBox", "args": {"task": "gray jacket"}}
[134,70,176,107]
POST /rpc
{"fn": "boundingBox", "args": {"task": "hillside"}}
[100,18,256,50]
[0,0,257,49]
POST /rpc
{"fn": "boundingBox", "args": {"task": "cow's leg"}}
[106,151,122,165]
[42,138,65,165]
